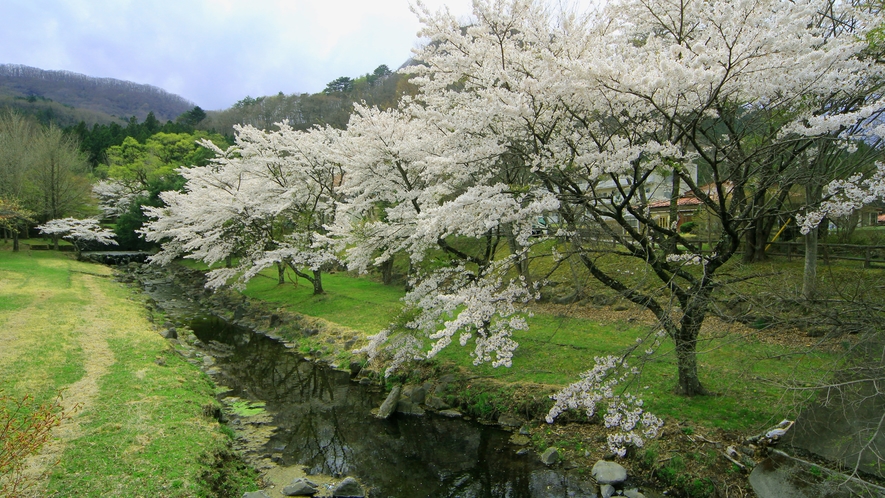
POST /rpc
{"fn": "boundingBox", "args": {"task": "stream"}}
[189,315,597,497]
[129,266,600,497]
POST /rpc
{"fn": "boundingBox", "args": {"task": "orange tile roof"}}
[647,196,703,209]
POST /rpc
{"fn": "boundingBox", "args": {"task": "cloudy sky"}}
[0,0,480,110]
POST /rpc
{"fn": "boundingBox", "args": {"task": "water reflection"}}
[190,315,597,497]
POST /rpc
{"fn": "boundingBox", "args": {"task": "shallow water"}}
[188,315,598,497]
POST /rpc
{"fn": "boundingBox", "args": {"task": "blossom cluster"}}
[546,354,664,457]
[37,218,118,248]
[140,123,341,290]
[799,163,885,234]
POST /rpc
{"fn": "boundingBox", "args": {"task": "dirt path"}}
[22,274,118,495]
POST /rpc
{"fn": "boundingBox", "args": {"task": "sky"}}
[0,0,481,111]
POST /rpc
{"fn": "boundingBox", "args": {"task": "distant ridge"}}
[0,64,195,124]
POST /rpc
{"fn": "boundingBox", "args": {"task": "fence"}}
[766,241,885,268]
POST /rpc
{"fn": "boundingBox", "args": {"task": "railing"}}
[766,241,885,268]
[557,228,885,268]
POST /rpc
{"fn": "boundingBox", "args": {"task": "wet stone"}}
[408,385,427,404]
[396,399,426,416]
[242,492,270,498]
[540,447,560,465]
[592,460,628,484]
[509,434,531,446]
[600,483,616,498]
[426,395,449,410]
[348,361,361,376]
[331,477,365,497]
[498,414,523,428]
[376,385,402,419]
[282,477,319,496]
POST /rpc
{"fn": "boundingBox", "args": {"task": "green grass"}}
[0,245,257,497]
[242,270,404,333]
[232,260,839,434]
[434,309,833,431]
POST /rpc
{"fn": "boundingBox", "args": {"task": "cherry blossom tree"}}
[36,218,117,254]
[331,103,558,371]
[337,0,883,401]
[141,123,341,294]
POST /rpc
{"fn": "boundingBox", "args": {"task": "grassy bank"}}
[0,242,257,497]
[239,263,838,435]
[228,259,867,496]
[177,251,873,496]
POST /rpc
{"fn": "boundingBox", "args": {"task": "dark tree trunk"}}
[743,220,769,262]
[672,304,708,396]
[405,261,415,292]
[380,257,394,285]
[287,261,325,295]
[578,250,709,397]
[674,334,705,395]
[312,270,324,295]
[12,228,20,252]
[505,228,532,289]
[277,262,286,285]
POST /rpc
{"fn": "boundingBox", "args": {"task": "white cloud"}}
[0,0,587,110]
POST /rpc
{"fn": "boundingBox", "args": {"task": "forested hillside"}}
[203,64,416,134]
[0,64,194,125]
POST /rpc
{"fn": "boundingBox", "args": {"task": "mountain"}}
[204,64,416,135]
[0,64,195,126]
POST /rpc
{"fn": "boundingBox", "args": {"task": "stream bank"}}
[110,262,885,497]
[120,262,885,498]
[120,263,654,497]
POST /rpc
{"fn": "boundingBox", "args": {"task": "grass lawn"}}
[0,243,256,497]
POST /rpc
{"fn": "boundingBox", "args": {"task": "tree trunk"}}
[673,299,708,396]
[803,184,823,300]
[52,234,59,251]
[578,248,709,396]
[311,270,323,295]
[803,226,818,300]
[674,333,705,395]
[287,261,325,295]
[505,226,532,289]
[380,257,394,285]
[277,262,286,285]
[405,261,415,292]
[742,220,770,263]
[12,228,20,252]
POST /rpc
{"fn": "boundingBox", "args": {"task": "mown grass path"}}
[0,245,255,497]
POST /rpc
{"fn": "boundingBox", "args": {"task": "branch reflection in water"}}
[190,315,598,497]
